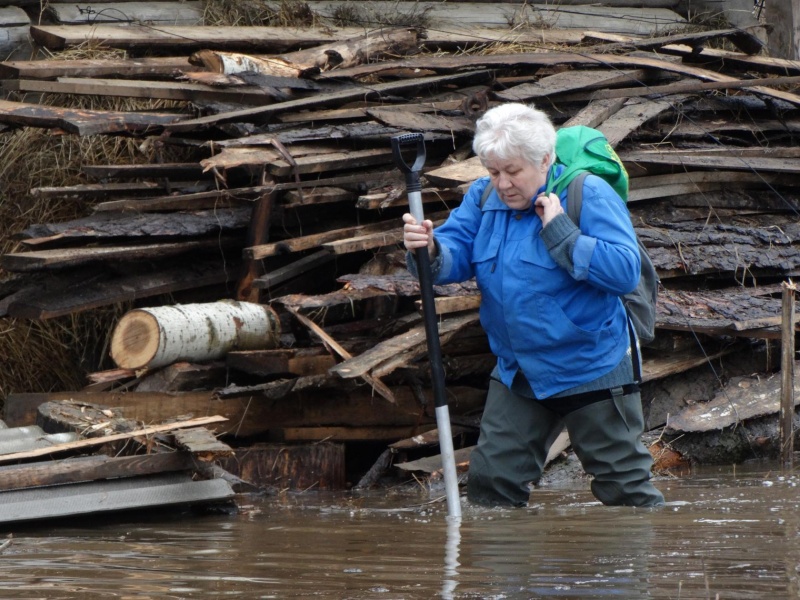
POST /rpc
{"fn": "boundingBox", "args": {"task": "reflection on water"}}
[1,463,799,599]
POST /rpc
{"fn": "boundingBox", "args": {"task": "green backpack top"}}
[545,125,629,201]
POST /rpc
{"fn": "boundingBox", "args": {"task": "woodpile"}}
[2,1,800,494]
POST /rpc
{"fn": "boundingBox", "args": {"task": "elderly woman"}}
[403,103,664,508]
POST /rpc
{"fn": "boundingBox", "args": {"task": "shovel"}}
[391,133,462,518]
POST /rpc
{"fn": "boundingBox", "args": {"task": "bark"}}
[110,300,281,370]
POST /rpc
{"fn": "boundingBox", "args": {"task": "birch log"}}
[190,27,419,77]
[110,301,280,370]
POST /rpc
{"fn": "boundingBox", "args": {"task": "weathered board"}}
[665,367,800,433]
[0,473,234,525]
[45,2,204,25]
[0,99,186,135]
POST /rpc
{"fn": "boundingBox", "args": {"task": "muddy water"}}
[2,463,799,599]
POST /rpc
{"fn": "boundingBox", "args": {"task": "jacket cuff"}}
[540,212,579,250]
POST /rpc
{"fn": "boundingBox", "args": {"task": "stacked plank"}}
[0,405,235,525]
[2,13,800,483]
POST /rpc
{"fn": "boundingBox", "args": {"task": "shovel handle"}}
[391,133,426,190]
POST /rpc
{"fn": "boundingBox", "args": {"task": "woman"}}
[403,103,664,508]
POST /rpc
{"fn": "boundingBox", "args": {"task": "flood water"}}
[2,462,799,599]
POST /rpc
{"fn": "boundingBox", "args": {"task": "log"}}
[110,301,281,370]
[192,27,419,77]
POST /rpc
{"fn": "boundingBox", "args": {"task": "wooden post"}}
[780,281,796,468]
[766,0,800,60]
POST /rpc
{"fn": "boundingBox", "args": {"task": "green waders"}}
[467,380,564,507]
[563,389,665,507]
[467,382,664,508]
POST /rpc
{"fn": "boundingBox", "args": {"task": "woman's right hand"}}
[402,213,436,257]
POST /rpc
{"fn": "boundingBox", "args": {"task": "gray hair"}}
[472,103,556,167]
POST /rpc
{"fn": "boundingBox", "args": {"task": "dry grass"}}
[0,307,128,400]
[203,0,317,27]
[329,2,431,29]
[0,45,198,406]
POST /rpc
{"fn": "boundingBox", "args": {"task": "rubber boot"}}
[563,390,664,507]
[467,380,564,507]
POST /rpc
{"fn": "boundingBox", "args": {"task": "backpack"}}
[477,126,658,350]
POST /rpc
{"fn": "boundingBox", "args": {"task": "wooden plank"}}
[597,97,680,148]
[0,452,197,492]
[283,187,355,207]
[29,24,583,53]
[562,97,627,129]
[0,99,185,135]
[495,68,651,102]
[366,108,474,134]
[619,151,800,174]
[6,78,279,104]
[424,156,486,187]
[267,147,395,177]
[284,306,396,403]
[173,428,233,458]
[1,239,234,272]
[655,285,795,337]
[166,70,493,131]
[280,426,436,442]
[82,163,207,180]
[220,443,345,490]
[583,27,763,55]
[6,259,236,319]
[665,366,800,433]
[0,56,198,80]
[245,218,400,259]
[29,25,401,52]
[0,474,234,524]
[584,74,800,101]
[29,181,208,199]
[317,52,800,107]
[331,311,480,380]
[2,385,486,434]
[19,208,250,244]
[661,45,800,76]
[429,295,482,315]
[252,250,336,289]
[305,2,685,35]
[0,416,227,464]
[94,171,395,213]
[227,348,336,377]
[45,2,204,25]
[628,171,792,203]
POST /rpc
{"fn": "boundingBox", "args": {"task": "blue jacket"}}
[426,166,640,399]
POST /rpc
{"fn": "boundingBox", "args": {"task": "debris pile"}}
[1,5,800,496]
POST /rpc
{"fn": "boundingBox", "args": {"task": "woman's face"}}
[483,155,549,211]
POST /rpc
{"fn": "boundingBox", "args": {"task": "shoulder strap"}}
[479,181,493,209]
[566,170,590,226]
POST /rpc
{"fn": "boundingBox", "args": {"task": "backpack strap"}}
[566,170,643,382]
[565,170,590,226]
[479,180,493,209]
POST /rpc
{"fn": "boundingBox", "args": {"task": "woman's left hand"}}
[534,192,563,227]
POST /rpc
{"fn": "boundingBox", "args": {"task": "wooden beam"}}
[0,56,198,80]
[0,99,185,135]
[0,452,198,492]
[166,71,493,131]
[252,250,336,289]
[283,306,397,403]
[1,239,235,272]
[0,416,227,464]
[5,77,279,104]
